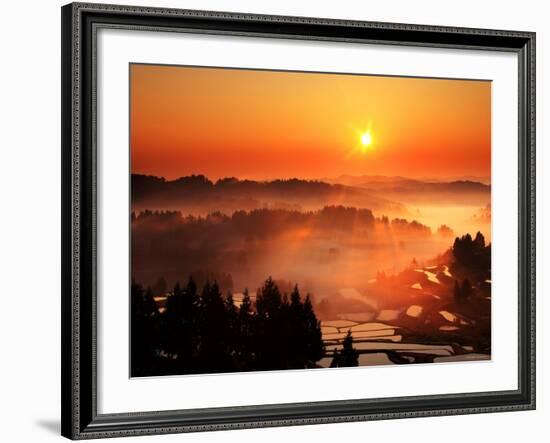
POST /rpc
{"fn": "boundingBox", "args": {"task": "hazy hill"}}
[131,174,405,215]
[130,205,436,294]
[321,175,490,205]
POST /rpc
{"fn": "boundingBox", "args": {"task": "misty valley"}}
[131,174,491,376]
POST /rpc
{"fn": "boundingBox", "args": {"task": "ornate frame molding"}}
[61,2,535,439]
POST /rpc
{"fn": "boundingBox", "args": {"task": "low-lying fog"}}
[131,174,491,324]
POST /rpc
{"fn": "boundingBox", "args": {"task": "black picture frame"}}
[61,2,536,439]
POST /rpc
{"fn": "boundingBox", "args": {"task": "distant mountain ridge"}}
[131,174,404,214]
[321,174,415,186]
[319,174,491,190]
[320,174,490,205]
[132,173,490,215]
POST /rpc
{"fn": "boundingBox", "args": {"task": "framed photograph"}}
[61,2,536,439]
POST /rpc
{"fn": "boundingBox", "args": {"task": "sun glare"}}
[360,131,373,148]
[345,126,375,159]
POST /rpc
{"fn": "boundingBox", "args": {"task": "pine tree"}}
[239,289,252,319]
[130,282,159,376]
[286,285,304,368]
[303,294,324,366]
[237,288,254,366]
[330,349,340,368]
[151,276,167,296]
[162,279,199,372]
[162,282,185,359]
[133,274,328,375]
[198,282,230,371]
[255,276,282,319]
[338,330,359,367]
[474,231,486,248]
[224,291,238,364]
[255,277,284,369]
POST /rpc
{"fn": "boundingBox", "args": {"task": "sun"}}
[360,131,373,148]
[346,124,375,159]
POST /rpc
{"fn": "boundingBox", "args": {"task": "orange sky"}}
[130,64,491,181]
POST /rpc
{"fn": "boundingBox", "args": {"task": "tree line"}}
[451,231,491,292]
[131,277,361,376]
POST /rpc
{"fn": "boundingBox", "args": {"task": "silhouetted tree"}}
[240,289,252,316]
[454,278,474,304]
[255,277,285,369]
[237,289,254,365]
[453,233,474,265]
[287,285,304,367]
[452,232,491,277]
[162,279,199,371]
[474,231,486,248]
[330,349,340,368]
[150,276,167,296]
[303,295,324,366]
[198,282,230,370]
[224,292,238,360]
[256,277,282,318]
[190,270,234,296]
[132,275,326,376]
[131,281,159,376]
[338,330,359,367]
